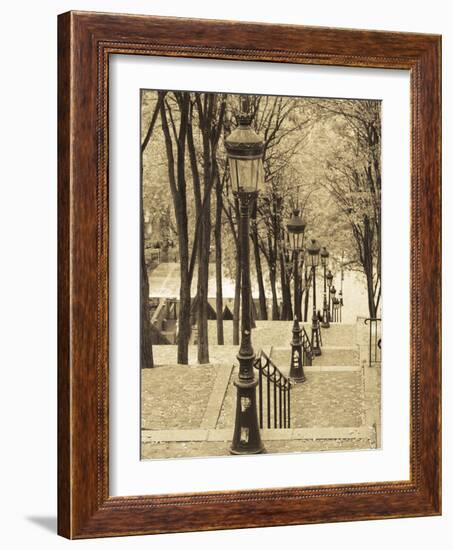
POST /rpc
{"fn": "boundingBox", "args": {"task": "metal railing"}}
[301,326,313,367]
[254,350,292,429]
[364,318,381,368]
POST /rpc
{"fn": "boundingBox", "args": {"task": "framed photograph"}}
[58,11,441,538]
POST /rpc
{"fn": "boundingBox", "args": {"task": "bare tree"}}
[250,96,315,320]
[186,93,226,362]
[159,91,193,364]
[140,91,165,368]
[319,99,381,317]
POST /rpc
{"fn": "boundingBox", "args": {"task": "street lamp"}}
[225,96,265,455]
[306,238,322,356]
[330,285,337,322]
[326,269,333,321]
[286,208,306,382]
[332,296,340,323]
[320,246,330,329]
[339,254,344,322]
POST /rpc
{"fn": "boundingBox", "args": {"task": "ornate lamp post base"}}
[289,351,306,382]
[321,300,330,329]
[311,317,322,356]
[230,367,265,455]
[289,317,306,383]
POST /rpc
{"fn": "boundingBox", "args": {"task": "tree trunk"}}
[251,219,268,320]
[279,252,293,320]
[140,203,154,368]
[365,271,377,318]
[269,268,279,320]
[178,275,191,364]
[362,215,377,318]
[139,91,164,369]
[158,92,191,364]
[191,92,225,363]
[214,182,224,344]
[176,199,191,364]
[196,194,211,364]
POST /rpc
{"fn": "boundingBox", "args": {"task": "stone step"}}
[152,344,273,367]
[142,425,375,443]
[153,345,239,366]
[270,345,359,368]
[269,348,291,374]
[152,340,359,367]
[313,346,359,366]
[316,323,356,346]
[207,321,357,348]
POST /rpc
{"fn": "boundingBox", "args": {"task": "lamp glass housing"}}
[225,118,265,194]
[228,156,264,194]
[286,208,306,252]
[306,238,321,268]
[320,246,329,267]
[326,270,334,287]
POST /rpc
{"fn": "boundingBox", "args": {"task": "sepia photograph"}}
[140,89,382,459]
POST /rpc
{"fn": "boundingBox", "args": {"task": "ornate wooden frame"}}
[58,11,441,539]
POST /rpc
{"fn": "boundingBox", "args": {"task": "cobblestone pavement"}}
[142,438,371,460]
[141,365,216,429]
[216,367,364,429]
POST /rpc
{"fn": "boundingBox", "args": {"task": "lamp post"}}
[330,285,337,323]
[320,246,330,328]
[332,296,340,323]
[306,239,322,356]
[286,208,306,382]
[326,270,333,322]
[225,96,265,455]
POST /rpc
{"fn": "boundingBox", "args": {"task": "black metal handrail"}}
[301,326,313,366]
[364,318,381,368]
[254,350,292,429]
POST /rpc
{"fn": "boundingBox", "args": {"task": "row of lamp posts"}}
[224,96,343,454]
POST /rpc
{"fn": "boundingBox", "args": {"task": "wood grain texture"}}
[57,10,441,539]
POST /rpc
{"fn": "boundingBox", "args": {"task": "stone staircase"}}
[270,345,359,371]
[154,322,360,369]
[144,320,380,457]
[269,323,359,375]
[207,320,355,347]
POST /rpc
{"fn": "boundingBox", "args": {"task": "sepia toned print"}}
[140,90,381,460]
